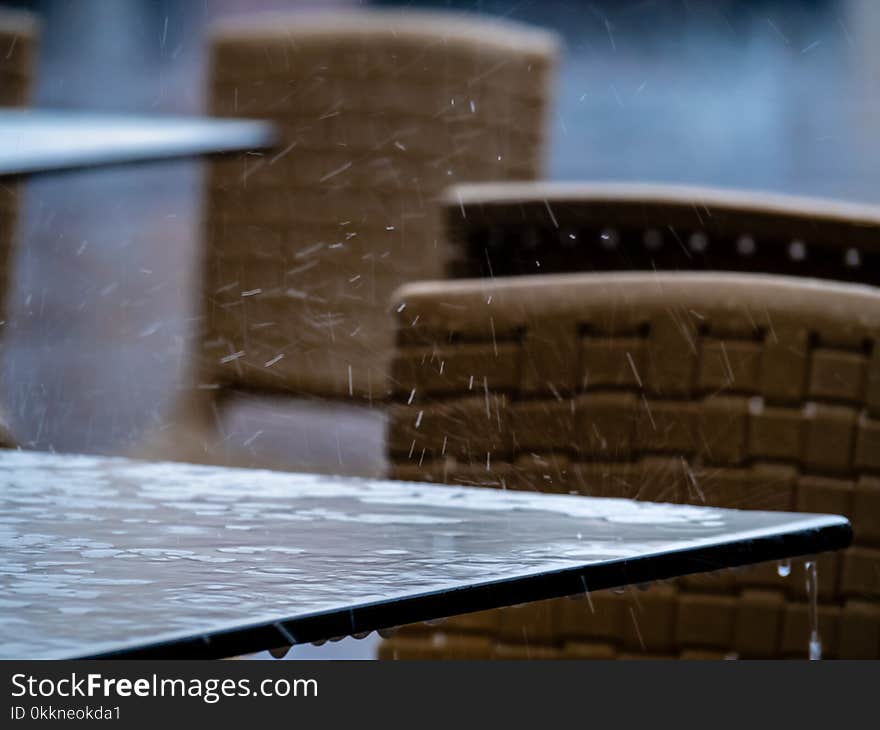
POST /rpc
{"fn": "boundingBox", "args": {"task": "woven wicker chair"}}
[443,182,880,285]
[383,272,880,659]
[0,10,39,448]
[147,10,558,472]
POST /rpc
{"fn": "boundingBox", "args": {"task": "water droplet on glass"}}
[777,559,791,577]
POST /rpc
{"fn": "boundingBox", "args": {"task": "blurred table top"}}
[0,450,850,659]
[0,110,276,176]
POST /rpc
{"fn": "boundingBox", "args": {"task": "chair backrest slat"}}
[444,182,880,287]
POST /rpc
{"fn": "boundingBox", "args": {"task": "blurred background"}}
[1,0,879,458]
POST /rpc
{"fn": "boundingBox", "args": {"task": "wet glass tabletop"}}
[0,451,850,659]
[0,110,276,176]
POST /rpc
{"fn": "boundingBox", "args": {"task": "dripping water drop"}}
[805,559,821,660]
